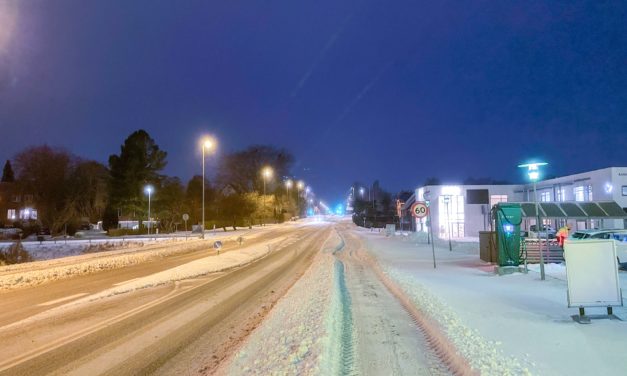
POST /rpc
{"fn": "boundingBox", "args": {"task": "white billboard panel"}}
[564,239,622,307]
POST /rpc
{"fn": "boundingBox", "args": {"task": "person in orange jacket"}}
[556,225,571,247]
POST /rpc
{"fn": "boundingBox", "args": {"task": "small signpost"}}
[213,240,222,254]
[182,213,189,240]
[412,200,436,269]
[182,213,189,231]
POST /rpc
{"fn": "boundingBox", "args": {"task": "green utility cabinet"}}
[494,203,522,267]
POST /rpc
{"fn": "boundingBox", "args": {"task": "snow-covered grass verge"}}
[226,232,337,375]
[0,229,263,291]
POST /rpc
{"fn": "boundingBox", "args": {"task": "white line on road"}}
[38,293,89,307]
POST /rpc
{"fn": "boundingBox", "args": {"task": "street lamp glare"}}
[297,180,304,189]
[262,166,273,179]
[285,179,293,188]
[202,136,216,151]
[144,185,154,195]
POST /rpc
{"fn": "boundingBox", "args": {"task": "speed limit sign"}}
[410,202,429,218]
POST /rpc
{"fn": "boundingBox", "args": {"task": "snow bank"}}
[226,231,337,375]
[0,229,262,291]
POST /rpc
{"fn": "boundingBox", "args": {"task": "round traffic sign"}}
[182,213,189,221]
[410,202,429,218]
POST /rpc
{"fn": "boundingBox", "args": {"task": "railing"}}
[521,239,564,263]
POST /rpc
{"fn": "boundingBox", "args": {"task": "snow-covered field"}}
[355,226,627,375]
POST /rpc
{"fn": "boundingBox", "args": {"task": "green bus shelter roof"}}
[508,201,627,219]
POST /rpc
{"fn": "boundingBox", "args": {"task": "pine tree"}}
[1,160,15,182]
[107,130,167,217]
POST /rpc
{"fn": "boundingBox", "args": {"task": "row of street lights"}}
[140,135,315,237]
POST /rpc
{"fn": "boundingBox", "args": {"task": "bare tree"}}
[217,145,294,193]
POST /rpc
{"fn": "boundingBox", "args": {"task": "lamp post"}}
[262,166,273,225]
[297,180,304,216]
[443,195,452,251]
[144,185,154,235]
[285,179,293,197]
[285,179,293,215]
[201,137,216,239]
[519,161,548,280]
[359,187,365,198]
[423,192,437,268]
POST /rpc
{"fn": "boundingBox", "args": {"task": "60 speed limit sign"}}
[410,202,429,218]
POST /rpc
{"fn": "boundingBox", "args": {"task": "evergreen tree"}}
[107,130,167,218]
[1,160,14,182]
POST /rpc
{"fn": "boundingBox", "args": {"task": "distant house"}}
[0,182,38,226]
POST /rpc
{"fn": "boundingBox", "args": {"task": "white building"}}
[404,167,627,239]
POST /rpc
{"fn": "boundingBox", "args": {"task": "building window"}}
[556,188,566,202]
[23,194,34,203]
[623,186,627,196]
[7,209,16,221]
[439,195,465,239]
[19,208,37,220]
[587,185,593,201]
[540,191,551,202]
[490,195,507,207]
[574,186,585,202]
[11,195,20,203]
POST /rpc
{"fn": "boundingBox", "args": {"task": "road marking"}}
[37,293,89,307]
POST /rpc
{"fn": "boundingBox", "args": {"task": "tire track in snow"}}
[334,260,357,376]
[330,228,358,376]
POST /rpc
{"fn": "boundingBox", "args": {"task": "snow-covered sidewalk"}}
[354,226,627,375]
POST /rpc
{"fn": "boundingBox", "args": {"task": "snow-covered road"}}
[225,221,459,375]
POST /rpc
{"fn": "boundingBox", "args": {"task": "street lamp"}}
[144,185,154,235]
[296,180,305,215]
[443,195,452,251]
[359,187,365,197]
[285,179,293,197]
[201,136,216,239]
[262,166,273,225]
[518,161,548,280]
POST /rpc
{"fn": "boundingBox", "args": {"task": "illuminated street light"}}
[144,185,154,235]
[201,136,216,239]
[296,180,305,216]
[359,187,365,197]
[261,166,273,225]
[285,179,293,196]
[518,161,548,280]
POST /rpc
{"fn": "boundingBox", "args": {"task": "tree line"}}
[1,129,305,235]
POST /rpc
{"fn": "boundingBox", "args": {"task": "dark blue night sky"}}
[1,1,627,203]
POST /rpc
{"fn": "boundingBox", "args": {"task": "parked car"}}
[568,229,627,267]
[528,224,556,239]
